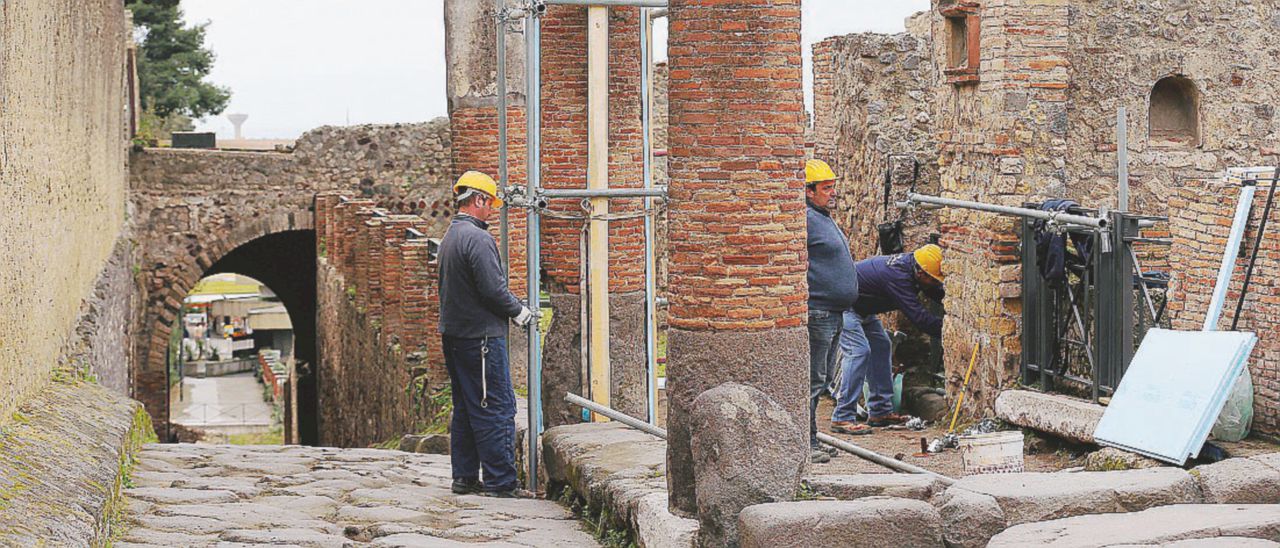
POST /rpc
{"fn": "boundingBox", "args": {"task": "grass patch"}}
[228,425,284,445]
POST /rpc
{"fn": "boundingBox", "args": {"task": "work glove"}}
[514,306,539,328]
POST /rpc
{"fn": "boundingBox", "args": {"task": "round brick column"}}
[444,0,532,383]
[538,5,649,427]
[664,0,810,516]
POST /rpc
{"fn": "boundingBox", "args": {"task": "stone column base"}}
[541,291,651,429]
[665,326,809,516]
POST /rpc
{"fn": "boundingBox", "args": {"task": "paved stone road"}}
[119,443,599,547]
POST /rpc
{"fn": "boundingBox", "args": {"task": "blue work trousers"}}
[808,309,842,448]
[442,335,518,492]
[832,310,895,422]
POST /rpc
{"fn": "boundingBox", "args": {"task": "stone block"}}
[1084,447,1165,471]
[737,498,944,548]
[988,504,1280,547]
[414,434,450,455]
[803,474,946,501]
[1193,458,1280,504]
[958,469,1201,523]
[993,390,1104,445]
[936,487,1006,548]
[691,383,806,548]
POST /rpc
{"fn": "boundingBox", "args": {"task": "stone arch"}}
[1149,75,1200,147]
[134,208,318,444]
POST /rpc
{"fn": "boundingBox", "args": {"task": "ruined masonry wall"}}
[129,119,453,437]
[0,0,131,421]
[315,194,446,448]
[811,16,939,266]
[1168,179,1280,436]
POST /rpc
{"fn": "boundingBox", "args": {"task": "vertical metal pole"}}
[1096,212,1137,390]
[586,6,611,419]
[640,7,658,425]
[1117,107,1129,211]
[498,8,511,273]
[524,10,543,491]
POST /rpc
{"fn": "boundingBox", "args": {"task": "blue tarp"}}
[1094,328,1258,465]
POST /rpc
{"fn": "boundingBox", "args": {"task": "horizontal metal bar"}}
[543,0,667,7]
[906,193,1109,229]
[539,187,668,199]
[1024,364,1115,394]
[565,393,667,438]
[816,433,955,485]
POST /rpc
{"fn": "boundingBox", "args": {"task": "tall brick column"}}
[665,0,809,516]
[444,0,532,383]
[539,5,650,427]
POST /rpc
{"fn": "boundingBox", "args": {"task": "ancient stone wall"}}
[811,15,939,265]
[665,0,810,522]
[1168,178,1280,435]
[129,120,454,437]
[0,0,132,420]
[314,194,446,447]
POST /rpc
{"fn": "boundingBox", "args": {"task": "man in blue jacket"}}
[831,245,945,435]
[438,171,537,497]
[804,159,859,463]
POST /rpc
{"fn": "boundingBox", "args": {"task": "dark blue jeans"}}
[808,309,842,449]
[442,335,517,492]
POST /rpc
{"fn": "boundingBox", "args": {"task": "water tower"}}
[227,113,248,140]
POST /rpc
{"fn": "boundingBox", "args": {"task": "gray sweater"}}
[806,201,859,312]
[437,215,525,338]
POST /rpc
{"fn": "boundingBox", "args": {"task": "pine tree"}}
[127,0,231,120]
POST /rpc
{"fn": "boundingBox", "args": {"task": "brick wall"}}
[314,193,446,447]
[1168,178,1280,435]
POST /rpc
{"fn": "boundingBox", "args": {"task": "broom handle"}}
[948,342,981,434]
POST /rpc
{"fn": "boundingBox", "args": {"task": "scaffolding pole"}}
[904,193,1109,229]
[640,7,659,426]
[524,8,544,492]
[497,9,512,272]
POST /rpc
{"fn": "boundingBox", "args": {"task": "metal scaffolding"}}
[496,0,668,491]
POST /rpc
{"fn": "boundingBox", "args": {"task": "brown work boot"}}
[830,421,873,436]
[867,413,910,427]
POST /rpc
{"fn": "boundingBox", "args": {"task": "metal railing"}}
[176,404,274,426]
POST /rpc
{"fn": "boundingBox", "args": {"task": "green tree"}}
[127,0,231,120]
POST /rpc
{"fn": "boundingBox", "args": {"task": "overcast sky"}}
[185,1,929,139]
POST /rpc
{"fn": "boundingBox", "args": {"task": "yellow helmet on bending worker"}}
[914,244,944,282]
[453,170,504,208]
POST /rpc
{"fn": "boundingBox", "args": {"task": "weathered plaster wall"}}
[0,0,131,420]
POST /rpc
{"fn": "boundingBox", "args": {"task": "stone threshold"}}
[0,377,153,546]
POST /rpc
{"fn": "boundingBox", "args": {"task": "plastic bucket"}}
[959,431,1025,476]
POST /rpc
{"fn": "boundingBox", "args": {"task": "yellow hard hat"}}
[805,159,838,185]
[914,244,944,282]
[453,170,504,208]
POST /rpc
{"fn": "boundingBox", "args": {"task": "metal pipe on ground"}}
[905,193,1109,229]
[562,393,954,484]
[565,393,667,438]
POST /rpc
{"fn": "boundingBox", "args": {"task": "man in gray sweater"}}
[804,159,859,464]
[438,171,536,497]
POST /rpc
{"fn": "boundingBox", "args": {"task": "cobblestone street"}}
[119,444,598,547]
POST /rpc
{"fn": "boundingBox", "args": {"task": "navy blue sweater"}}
[806,201,859,312]
[852,253,945,337]
[438,215,525,338]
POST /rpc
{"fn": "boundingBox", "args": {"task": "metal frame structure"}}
[495,0,668,490]
[900,193,1168,403]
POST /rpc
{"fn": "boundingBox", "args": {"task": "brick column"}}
[665,0,809,516]
[445,0,532,384]
[537,5,650,427]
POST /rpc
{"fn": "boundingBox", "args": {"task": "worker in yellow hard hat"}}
[830,244,945,436]
[804,158,858,464]
[438,170,534,498]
